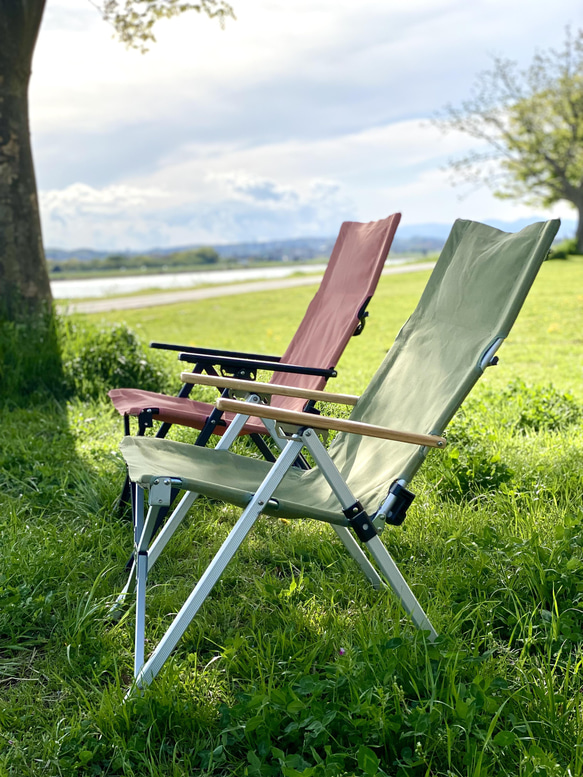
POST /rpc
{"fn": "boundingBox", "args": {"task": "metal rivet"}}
[363,524,369,530]
[258,500,264,506]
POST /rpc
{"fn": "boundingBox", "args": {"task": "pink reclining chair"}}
[109,215,402,462]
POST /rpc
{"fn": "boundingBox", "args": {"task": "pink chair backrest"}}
[270,213,401,411]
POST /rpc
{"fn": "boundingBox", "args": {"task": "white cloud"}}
[39,176,354,249]
[38,114,577,250]
[41,183,168,214]
[31,0,583,248]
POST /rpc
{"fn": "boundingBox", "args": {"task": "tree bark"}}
[0,0,51,319]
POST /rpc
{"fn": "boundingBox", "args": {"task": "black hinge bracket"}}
[343,501,376,542]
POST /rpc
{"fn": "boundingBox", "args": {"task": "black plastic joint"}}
[138,408,159,434]
[343,502,377,542]
[385,481,415,526]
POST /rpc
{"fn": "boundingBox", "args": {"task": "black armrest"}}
[178,351,336,379]
[150,341,282,362]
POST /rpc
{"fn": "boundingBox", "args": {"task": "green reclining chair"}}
[117,218,560,692]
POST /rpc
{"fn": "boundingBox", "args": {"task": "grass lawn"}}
[1,258,582,776]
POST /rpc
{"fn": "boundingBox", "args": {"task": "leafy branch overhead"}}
[99,0,235,50]
[436,27,583,250]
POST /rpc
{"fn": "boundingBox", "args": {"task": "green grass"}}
[1,260,583,775]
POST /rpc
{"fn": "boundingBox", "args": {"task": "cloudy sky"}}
[30,0,582,250]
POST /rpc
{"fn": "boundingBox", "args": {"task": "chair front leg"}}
[129,434,305,693]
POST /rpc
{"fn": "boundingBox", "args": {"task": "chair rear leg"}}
[331,525,383,589]
[364,535,437,640]
[250,433,277,462]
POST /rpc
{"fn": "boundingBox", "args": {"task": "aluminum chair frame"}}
[127,392,440,693]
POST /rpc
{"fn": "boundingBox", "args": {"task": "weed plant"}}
[1,262,583,775]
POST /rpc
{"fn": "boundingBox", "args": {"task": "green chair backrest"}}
[329,218,560,512]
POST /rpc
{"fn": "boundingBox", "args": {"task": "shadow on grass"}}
[0,394,136,772]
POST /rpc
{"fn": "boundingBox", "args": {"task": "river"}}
[50,264,329,299]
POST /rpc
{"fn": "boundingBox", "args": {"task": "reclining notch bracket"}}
[138,408,160,435]
[353,297,372,336]
[375,480,415,528]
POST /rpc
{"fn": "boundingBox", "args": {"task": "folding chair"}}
[109,214,402,459]
[117,218,560,692]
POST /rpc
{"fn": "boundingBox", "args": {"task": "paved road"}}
[58,262,435,315]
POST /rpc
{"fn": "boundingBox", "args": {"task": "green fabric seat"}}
[121,437,347,524]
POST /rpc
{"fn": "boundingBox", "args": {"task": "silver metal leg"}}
[129,435,304,692]
[300,430,382,588]
[331,525,383,589]
[134,499,163,674]
[365,535,437,640]
[299,428,436,637]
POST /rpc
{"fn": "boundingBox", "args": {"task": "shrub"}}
[432,439,515,502]
[60,319,170,401]
[500,379,581,432]
[424,406,515,502]
[547,237,579,260]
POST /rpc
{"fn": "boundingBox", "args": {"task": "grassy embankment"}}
[0,258,582,775]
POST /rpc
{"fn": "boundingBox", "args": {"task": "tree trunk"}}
[0,0,51,319]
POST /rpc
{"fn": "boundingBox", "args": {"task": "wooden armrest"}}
[215,398,447,448]
[180,372,359,405]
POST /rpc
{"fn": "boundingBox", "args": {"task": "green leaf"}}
[493,730,517,747]
[357,745,380,776]
[76,750,93,766]
[247,750,262,768]
[245,715,264,733]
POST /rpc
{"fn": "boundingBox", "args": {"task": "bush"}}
[500,379,581,432]
[60,319,170,401]
[424,406,515,502]
[547,237,579,260]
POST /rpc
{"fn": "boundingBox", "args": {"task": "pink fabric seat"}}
[108,389,267,436]
[109,214,401,438]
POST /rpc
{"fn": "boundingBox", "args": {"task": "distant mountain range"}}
[46,217,575,263]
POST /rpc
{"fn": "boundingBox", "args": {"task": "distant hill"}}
[45,217,574,263]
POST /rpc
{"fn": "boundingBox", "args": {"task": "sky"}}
[30,0,582,251]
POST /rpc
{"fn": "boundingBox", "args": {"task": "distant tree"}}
[436,28,583,252]
[0,0,233,319]
[194,246,220,264]
[104,253,128,269]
